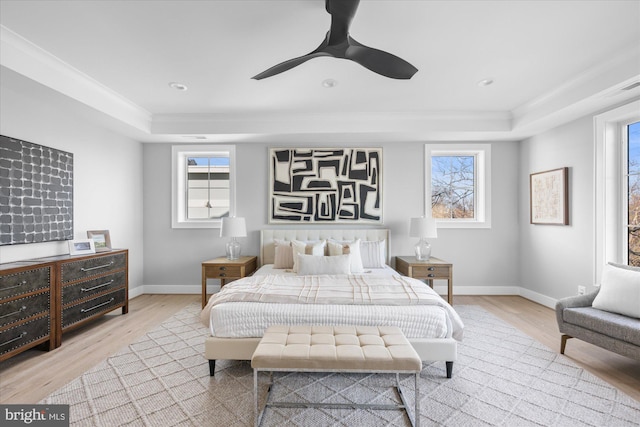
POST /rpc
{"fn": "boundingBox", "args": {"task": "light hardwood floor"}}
[1,294,638,404]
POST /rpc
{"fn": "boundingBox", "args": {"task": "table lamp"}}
[220,217,246,260]
[409,217,437,261]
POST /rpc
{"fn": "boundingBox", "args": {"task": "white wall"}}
[0,70,144,293]
[518,115,595,304]
[142,140,520,295]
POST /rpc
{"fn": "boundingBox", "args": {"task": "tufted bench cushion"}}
[251,325,422,372]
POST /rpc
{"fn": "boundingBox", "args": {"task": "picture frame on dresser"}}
[68,239,95,255]
[87,230,112,252]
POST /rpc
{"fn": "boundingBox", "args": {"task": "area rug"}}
[40,304,640,426]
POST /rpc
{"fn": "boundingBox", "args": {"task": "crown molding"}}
[0,25,152,133]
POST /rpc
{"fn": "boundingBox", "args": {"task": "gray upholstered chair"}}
[555,289,640,360]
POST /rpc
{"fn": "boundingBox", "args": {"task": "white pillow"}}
[291,240,326,272]
[273,239,294,269]
[297,254,351,275]
[328,239,364,273]
[360,240,386,268]
[592,263,640,318]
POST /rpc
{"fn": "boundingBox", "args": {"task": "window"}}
[172,145,236,228]
[594,100,640,280]
[627,121,640,266]
[425,144,491,228]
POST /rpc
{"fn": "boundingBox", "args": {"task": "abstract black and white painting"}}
[269,148,382,223]
[0,135,74,245]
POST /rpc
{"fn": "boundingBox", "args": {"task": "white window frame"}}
[594,100,640,282]
[425,143,491,229]
[171,144,236,229]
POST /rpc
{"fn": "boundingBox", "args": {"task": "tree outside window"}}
[628,121,640,266]
[431,156,475,219]
[425,144,491,229]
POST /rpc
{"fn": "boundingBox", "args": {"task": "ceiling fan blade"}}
[252,52,329,80]
[346,39,418,80]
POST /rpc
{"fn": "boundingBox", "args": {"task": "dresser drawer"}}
[0,292,50,328]
[62,271,126,305]
[411,265,451,279]
[0,316,50,357]
[0,267,51,300]
[60,252,126,284]
[204,265,243,278]
[62,288,126,329]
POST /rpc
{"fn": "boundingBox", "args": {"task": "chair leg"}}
[560,335,572,354]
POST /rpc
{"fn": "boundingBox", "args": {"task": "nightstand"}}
[201,256,258,308]
[395,256,453,304]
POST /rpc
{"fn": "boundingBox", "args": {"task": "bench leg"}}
[560,335,572,354]
[415,372,420,427]
[446,361,453,378]
[209,360,215,376]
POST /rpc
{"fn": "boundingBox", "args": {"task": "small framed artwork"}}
[87,230,112,252]
[69,239,95,255]
[530,167,569,225]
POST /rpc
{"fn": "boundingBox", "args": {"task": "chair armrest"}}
[556,290,599,310]
[555,289,599,330]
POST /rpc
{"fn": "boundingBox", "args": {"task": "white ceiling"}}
[1,0,639,143]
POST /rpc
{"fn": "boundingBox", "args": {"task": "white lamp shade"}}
[409,217,437,239]
[220,217,247,238]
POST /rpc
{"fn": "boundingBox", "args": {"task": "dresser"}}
[0,262,56,361]
[0,249,128,361]
[57,249,128,346]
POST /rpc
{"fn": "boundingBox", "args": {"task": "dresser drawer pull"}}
[0,331,27,347]
[219,267,227,271]
[4,280,27,291]
[220,273,226,277]
[81,261,115,272]
[81,280,115,292]
[427,274,435,278]
[0,305,27,319]
[80,298,115,313]
[427,267,435,271]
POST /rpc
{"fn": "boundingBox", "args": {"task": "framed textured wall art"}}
[269,148,382,223]
[530,167,569,225]
[0,135,74,245]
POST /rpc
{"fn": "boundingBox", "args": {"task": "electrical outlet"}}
[578,286,586,295]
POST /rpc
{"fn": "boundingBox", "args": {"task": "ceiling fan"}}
[252,0,418,80]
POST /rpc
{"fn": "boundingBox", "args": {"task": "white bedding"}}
[202,265,464,341]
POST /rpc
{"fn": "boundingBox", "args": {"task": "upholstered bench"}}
[251,325,422,427]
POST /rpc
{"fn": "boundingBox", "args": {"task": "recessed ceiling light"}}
[477,78,494,87]
[169,82,188,91]
[322,79,338,88]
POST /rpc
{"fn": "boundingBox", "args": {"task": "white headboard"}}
[260,229,390,266]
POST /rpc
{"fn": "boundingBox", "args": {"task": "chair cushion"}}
[592,263,640,318]
[563,307,640,347]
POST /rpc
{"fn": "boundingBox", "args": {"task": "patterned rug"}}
[40,304,640,426]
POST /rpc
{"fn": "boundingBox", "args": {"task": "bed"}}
[201,229,463,378]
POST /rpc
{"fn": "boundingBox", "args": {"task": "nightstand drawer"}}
[204,265,243,278]
[411,266,450,279]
